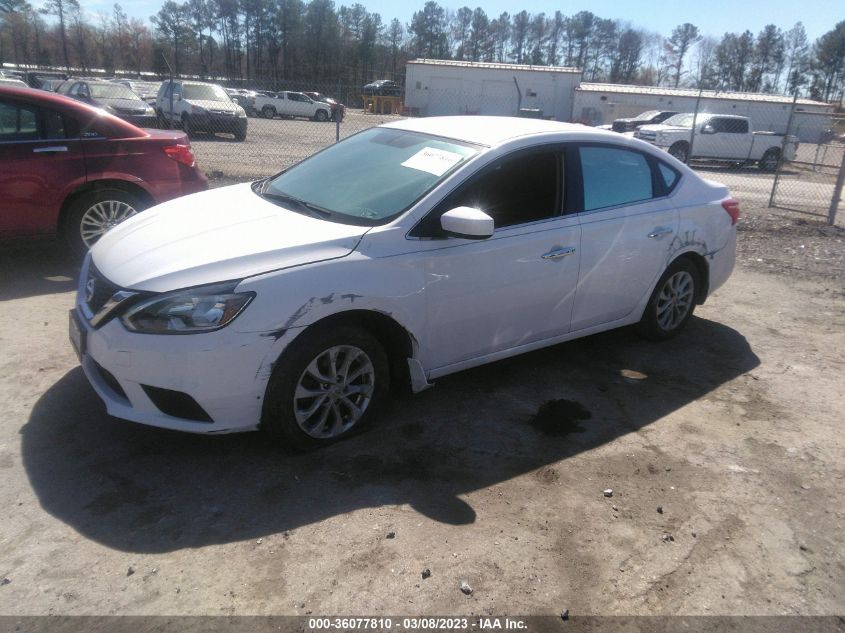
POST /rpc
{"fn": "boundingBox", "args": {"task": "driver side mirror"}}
[440,207,494,240]
[701,124,716,135]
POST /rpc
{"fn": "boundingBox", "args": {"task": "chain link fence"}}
[149,78,843,224]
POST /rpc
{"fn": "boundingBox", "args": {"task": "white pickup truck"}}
[254,91,333,122]
[635,113,797,171]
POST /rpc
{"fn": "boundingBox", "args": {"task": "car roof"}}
[382,116,606,147]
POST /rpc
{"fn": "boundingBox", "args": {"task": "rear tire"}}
[181,113,195,138]
[65,188,146,257]
[759,148,780,172]
[637,258,700,340]
[262,325,390,451]
[314,109,329,122]
[668,142,689,163]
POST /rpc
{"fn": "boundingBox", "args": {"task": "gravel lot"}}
[1,188,843,618]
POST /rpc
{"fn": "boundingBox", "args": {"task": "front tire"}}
[668,142,689,163]
[638,258,699,340]
[65,189,145,256]
[262,325,390,450]
[262,105,276,119]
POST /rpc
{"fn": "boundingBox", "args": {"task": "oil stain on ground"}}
[529,399,592,436]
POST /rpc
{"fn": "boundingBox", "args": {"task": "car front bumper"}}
[70,260,280,434]
[190,113,248,134]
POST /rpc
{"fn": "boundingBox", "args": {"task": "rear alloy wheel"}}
[759,148,780,172]
[66,189,144,256]
[638,258,699,340]
[314,109,329,122]
[668,142,689,163]
[262,105,276,119]
[262,325,389,450]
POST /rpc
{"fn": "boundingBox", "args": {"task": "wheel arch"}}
[285,309,417,393]
[58,179,155,238]
[671,251,709,304]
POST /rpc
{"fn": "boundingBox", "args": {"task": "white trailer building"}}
[573,83,834,143]
[404,59,581,121]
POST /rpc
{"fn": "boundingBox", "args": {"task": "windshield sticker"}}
[401,147,464,176]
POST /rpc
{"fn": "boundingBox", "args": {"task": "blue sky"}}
[76,0,841,41]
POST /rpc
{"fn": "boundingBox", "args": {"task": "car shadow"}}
[21,318,759,553]
[0,241,80,302]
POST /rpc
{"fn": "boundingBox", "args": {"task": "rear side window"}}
[713,118,748,134]
[0,101,38,141]
[657,162,680,193]
[579,146,653,211]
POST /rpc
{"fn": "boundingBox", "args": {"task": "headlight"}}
[145,105,155,116]
[237,106,247,118]
[190,104,206,114]
[103,104,117,114]
[122,282,254,334]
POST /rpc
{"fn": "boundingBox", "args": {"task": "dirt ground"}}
[0,202,843,619]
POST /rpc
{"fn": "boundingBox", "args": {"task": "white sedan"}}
[70,116,738,449]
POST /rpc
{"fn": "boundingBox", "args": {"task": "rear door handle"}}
[33,146,68,154]
[648,227,673,239]
[541,246,577,260]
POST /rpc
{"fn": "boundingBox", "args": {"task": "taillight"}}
[163,144,196,168]
[721,198,740,226]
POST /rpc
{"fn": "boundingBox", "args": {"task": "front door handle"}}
[541,246,577,260]
[648,227,673,239]
[33,146,69,154]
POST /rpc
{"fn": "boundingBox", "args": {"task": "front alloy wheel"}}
[294,345,375,439]
[262,325,389,450]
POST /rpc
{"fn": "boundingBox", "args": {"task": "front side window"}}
[579,146,653,211]
[0,101,38,141]
[262,128,478,225]
[439,150,562,229]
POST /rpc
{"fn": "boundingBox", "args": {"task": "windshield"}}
[632,110,659,121]
[263,128,478,224]
[182,84,230,102]
[90,84,141,100]
[662,113,696,128]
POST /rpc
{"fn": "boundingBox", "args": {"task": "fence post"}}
[688,88,703,164]
[768,93,799,208]
[828,149,845,226]
[336,116,340,143]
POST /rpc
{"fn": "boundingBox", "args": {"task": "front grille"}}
[612,121,626,132]
[85,266,120,314]
[209,109,236,116]
[116,107,147,115]
[636,131,656,141]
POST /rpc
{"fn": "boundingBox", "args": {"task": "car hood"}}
[91,183,369,293]
[184,99,239,112]
[98,97,150,111]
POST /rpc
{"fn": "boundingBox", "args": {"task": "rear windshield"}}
[263,128,478,225]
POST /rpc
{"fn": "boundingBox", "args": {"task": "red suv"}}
[0,86,207,254]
